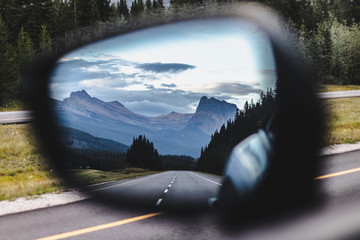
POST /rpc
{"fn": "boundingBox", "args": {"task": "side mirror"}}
[28,3,322,212]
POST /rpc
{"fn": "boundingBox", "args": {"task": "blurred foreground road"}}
[2,151,360,239]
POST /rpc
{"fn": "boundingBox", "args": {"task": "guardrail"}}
[0,111,35,124]
[317,90,360,99]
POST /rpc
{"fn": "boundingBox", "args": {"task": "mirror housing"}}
[27,3,323,213]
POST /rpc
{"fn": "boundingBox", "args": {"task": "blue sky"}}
[50,18,277,116]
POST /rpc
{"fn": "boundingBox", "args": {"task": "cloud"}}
[161,83,177,88]
[145,84,155,90]
[136,62,196,73]
[209,83,262,96]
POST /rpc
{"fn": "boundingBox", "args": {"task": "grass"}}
[318,84,360,93]
[0,124,159,201]
[323,97,360,145]
[67,168,159,186]
[0,124,65,201]
[0,100,26,112]
[320,85,360,145]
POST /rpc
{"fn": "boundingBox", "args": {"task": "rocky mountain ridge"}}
[54,90,238,157]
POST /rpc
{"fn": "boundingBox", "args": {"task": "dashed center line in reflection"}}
[155,171,179,207]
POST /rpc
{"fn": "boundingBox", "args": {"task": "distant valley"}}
[53,90,237,157]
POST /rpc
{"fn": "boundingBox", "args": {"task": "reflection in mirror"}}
[50,18,277,208]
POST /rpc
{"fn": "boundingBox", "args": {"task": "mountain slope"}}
[187,96,238,135]
[54,90,237,157]
[58,126,129,153]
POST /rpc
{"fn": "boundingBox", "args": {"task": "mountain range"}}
[53,90,237,157]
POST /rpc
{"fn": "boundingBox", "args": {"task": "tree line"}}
[1,0,359,107]
[66,148,127,170]
[196,89,277,175]
[126,135,196,170]
[65,134,195,171]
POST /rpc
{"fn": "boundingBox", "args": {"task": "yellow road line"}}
[315,167,360,180]
[36,212,164,240]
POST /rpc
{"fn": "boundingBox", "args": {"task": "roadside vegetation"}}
[0,100,26,112]
[0,124,65,201]
[68,168,159,186]
[0,124,159,201]
[319,84,360,93]
[323,97,360,145]
[320,85,360,145]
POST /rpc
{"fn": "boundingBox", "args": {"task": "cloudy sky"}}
[50,18,277,116]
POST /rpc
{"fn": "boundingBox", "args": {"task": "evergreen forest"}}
[65,134,196,171]
[196,89,277,175]
[0,0,360,107]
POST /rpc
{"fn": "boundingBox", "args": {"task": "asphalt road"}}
[2,151,360,239]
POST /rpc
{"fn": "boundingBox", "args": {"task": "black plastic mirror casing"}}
[26,3,323,213]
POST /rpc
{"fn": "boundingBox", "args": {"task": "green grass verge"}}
[0,100,26,111]
[323,97,360,145]
[0,124,160,201]
[0,124,65,201]
[318,84,360,93]
[67,168,159,186]
[321,84,360,145]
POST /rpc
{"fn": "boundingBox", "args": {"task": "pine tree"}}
[77,0,100,27]
[97,0,111,22]
[39,24,52,54]
[145,0,152,11]
[157,0,164,9]
[127,135,161,170]
[17,26,35,69]
[118,0,129,20]
[0,16,18,105]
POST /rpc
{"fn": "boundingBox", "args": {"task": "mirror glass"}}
[49,18,277,208]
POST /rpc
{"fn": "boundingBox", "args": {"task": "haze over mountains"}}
[53,90,237,157]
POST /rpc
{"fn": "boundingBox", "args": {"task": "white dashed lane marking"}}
[155,171,179,207]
